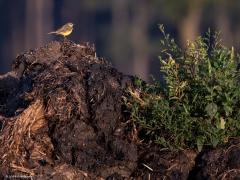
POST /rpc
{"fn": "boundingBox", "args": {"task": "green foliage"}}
[125,27,240,151]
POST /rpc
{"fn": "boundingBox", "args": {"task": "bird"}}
[48,22,74,38]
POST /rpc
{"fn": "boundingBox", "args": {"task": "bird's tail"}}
[48,31,57,34]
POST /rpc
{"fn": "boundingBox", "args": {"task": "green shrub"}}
[125,26,240,151]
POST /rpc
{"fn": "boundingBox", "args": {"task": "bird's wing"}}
[55,26,67,33]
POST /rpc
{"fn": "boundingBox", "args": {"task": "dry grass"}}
[1,99,54,175]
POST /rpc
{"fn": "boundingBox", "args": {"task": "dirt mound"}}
[0,40,136,179]
[0,40,240,179]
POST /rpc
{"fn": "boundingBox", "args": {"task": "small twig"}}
[148,173,151,180]
[220,169,240,180]
[142,163,153,171]
[10,163,35,176]
[166,163,178,171]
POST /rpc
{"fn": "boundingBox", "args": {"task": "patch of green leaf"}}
[125,27,240,151]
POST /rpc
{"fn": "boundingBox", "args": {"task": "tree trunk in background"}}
[131,0,149,81]
[111,0,130,75]
[10,1,25,59]
[179,0,203,47]
[216,3,232,46]
[25,0,53,49]
[79,2,96,43]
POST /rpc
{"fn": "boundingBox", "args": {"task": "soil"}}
[0,40,240,179]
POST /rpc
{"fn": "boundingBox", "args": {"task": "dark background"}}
[1,0,240,81]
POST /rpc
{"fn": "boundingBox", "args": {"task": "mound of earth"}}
[0,40,240,179]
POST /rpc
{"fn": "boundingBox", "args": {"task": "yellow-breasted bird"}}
[48,22,74,38]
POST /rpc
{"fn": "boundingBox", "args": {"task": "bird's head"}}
[68,23,74,27]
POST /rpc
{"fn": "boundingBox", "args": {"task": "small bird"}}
[48,22,74,38]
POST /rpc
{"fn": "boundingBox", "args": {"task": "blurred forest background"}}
[1,0,240,81]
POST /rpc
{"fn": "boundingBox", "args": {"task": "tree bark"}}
[25,0,53,49]
[111,0,130,74]
[179,0,203,46]
[216,3,232,46]
[131,0,149,81]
